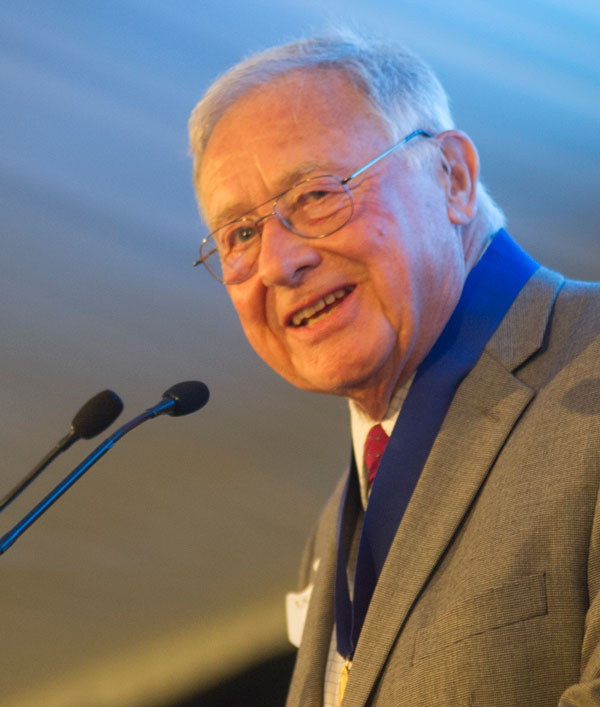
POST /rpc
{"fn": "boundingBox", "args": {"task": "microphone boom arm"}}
[0,398,175,555]
[0,432,76,513]
[0,389,123,514]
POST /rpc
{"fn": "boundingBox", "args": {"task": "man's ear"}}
[436,130,479,225]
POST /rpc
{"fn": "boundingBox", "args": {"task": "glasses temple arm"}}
[342,129,432,184]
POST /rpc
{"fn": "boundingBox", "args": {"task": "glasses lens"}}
[202,218,261,284]
[277,176,353,238]
[199,235,225,282]
[197,176,354,284]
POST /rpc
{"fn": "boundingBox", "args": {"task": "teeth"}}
[291,287,352,327]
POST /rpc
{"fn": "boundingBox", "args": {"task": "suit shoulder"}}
[555,277,600,324]
[518,272,600,391]
[547,276,600,352]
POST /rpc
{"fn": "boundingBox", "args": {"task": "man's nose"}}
[256,216,321,287]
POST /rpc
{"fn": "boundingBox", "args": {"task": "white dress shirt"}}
[323,377,413,707]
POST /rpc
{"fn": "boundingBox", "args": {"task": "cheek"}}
[228,284,266,345]
[229,284,290,363]
[351,185,425,267]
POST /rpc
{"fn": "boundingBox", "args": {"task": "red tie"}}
[364,424,389,486]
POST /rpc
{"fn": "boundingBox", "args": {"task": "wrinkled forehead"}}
[197,69,389,221]
[199,66,384,159]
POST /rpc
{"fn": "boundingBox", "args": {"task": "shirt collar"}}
[348,374,414,509]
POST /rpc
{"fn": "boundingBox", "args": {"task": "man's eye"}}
[221,222,258,250]
[291,185,346,220]
[231,225,256,243]
[296,189,330,206]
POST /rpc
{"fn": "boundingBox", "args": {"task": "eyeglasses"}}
[194,128,432,284]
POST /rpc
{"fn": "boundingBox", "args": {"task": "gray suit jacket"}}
[286,265,600,706]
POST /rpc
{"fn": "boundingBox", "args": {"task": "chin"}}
[267,337,398,397]
[291,361,385,398]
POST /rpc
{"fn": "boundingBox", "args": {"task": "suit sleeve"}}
[559,487,600,705]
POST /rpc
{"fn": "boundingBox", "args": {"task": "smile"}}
[289,286,355,327]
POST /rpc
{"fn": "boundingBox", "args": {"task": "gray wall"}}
[1,1,598,705]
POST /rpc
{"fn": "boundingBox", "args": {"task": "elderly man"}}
[189,32,600,707]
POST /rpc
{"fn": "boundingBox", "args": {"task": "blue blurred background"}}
[1,1,598,705]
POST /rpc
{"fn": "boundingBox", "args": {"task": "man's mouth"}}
[289,286,355,327]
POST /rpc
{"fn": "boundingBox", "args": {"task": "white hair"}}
[189,29,505,236]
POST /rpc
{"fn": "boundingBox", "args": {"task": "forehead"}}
[199,69,389,223]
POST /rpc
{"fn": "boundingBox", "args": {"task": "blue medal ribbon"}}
[335,230,539,659]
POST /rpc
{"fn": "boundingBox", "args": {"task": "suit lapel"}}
[342,266,564,706]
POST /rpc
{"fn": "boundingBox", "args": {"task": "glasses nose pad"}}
[256,206,295,237]
[254,208,278,233]
[275,208,294,231]
[277,204,310,241]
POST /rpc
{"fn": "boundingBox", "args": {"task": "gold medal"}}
[338,656,352,706]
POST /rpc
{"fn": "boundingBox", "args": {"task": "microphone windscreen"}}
[162,381,210,417]
[72,390,124,439]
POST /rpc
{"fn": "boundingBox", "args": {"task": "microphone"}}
[71,389,125,441]
[146,380,210,418]
[0,381,209,555]
[0,390,124,513]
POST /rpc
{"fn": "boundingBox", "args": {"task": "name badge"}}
[285,583,313,648]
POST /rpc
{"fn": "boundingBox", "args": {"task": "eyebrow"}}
[211,160,346,228]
